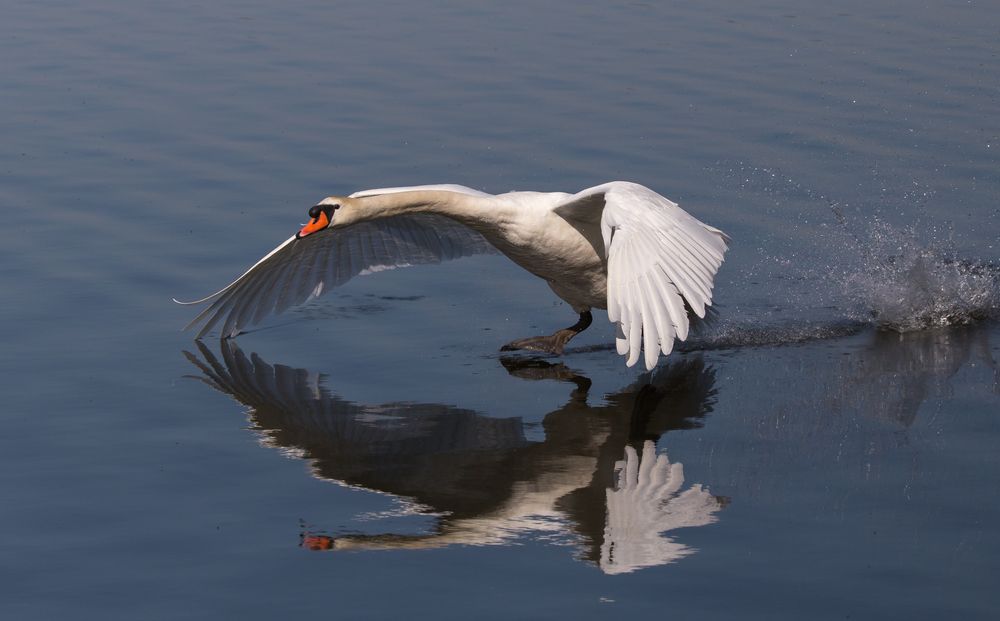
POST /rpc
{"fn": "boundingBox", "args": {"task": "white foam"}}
[839,221,999,332]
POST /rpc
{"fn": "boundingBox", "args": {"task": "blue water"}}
[2,1,999,619]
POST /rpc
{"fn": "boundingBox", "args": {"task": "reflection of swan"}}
[185,341,725,573]
[722,324,999,491]
[843,326,999,426]
[761,325,999,431]
[175,182,729,370]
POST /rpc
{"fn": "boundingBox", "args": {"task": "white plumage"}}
[175,181,729,370]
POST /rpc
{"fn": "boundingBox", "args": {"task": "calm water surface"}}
[2,1,999,619]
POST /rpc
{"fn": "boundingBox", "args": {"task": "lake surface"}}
[2,1,999,619]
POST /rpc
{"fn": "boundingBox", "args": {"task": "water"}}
[2,1,999,618]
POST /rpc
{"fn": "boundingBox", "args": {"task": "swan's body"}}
[175,181,729,370]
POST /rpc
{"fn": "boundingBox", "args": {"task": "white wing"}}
[555,182,730,370]
[350,184,490,199]
[175,212,495,338]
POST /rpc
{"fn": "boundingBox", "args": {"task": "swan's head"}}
[296,197,348,239]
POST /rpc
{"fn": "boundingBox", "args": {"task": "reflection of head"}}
[185,342,723,573]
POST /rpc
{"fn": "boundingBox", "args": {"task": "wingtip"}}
[702,224,732,246]
[173,292,225,306]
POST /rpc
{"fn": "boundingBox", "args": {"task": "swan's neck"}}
[349,191,500,228]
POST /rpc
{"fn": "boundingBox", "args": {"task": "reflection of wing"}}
[175,213,495,338]
[600,441,722,574]
[185,341,529,516]
[555,182,729,369]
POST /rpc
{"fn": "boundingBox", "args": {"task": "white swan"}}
[175,181,729,370]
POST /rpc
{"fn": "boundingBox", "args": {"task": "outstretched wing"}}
[555,182,730,370]
[175,212,495,338]
[350,184,491,199]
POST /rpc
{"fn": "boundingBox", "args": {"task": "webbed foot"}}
[500,329,577,355]
[499,311,593,356]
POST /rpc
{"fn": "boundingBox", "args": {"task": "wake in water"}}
[695,163,1000,350]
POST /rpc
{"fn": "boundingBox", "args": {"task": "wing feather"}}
[668,257,710,314]
[273,256,302,316]
[221,294,244,340]
[641,273,673,359]
[176,212,495,338]
[231,275,266,335]
[626,280,643,367]
[636,280,660,370]
[251,265,284,325]
[553,181,729,370]
[667,229,717,273]
[653,265,688,343]
[669,234,712,283]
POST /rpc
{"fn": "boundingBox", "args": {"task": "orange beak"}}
[297,211,330,239]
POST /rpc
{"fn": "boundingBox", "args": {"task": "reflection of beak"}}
[301,534,336,551]
[296,211,329,239]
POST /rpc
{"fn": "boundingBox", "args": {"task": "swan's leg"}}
[500,311,593,355]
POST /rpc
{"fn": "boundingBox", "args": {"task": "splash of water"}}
[838,220,1000,332]
[707,162,1000,347]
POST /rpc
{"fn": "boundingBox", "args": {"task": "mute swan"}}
[175,181,729,370]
